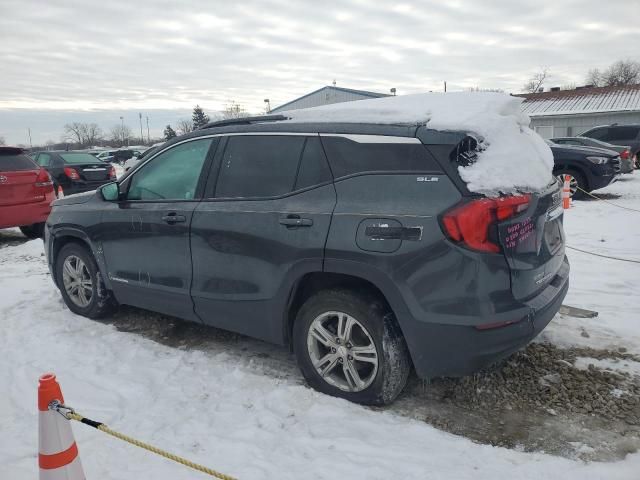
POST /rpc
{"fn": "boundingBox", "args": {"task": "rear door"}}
[0,151,42,207]
[99,137,217,320]
[190,134,336,343]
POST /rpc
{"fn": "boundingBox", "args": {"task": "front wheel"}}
[293,289,411,405]
[55,242,116,319]
[20,223,45,239]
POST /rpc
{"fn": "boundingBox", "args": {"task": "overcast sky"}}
[0,0,638,144]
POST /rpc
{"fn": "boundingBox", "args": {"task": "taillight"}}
[64,167,80,180]
[35,168,53,187]
[109,165,117,178]
[621,149,629,160]
[441,195,531,253]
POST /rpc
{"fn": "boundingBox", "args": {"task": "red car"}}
[0,147,55,238]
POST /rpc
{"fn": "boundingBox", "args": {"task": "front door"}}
[99,137,218,320]
[190,134,336,343]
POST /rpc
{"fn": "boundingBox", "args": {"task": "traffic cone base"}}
[38,373,85,480]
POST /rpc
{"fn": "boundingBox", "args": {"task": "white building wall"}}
[529,111,640,138]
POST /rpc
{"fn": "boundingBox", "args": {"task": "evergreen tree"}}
[192,105,210,129]
[164,124,177,140]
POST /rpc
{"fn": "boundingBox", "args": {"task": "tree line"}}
[523,59,640,93]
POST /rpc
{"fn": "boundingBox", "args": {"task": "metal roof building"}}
[270,86,390,113]
[517,84,640,139]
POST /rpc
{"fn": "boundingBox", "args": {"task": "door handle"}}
[279,214,313,227]
[162,213,186,224]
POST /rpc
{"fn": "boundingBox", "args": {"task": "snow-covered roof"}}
[518,84,640,117]
[282,92,554,195]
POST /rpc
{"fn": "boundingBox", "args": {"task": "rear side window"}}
[320,136,439,178]
[60,153,102,164]
[295,137,332,190]
[0,154,38,172]
[584,128,609,140]
[607,126,640,141]
[215,135,305,198]
[36,153,51,167]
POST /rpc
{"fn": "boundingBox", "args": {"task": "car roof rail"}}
[199,114,289,130]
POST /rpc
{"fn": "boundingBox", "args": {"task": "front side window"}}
[215,135,306,198]
[127,138,214,201]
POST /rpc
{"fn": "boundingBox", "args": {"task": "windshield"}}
[60,153,103,164]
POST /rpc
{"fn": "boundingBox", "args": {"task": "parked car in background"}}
[123,145,161,173]
[579,124,640,168]
[548,141,620,198]
[550,137,634,174]
[96,149,137,163]
[45,116,569,405]
[1,147,55,238]
[30,151,117,196]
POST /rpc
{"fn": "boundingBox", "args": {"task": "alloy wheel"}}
[556,174,578,196]
[306,311,379,392]
[62,255,93,307]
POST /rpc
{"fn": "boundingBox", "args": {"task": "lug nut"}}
[338,357,343,363]
[346,343,352,349]
[348,355,353,361]
[336,338,341,344]
[331,347,336,353]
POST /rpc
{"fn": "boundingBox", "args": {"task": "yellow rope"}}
[66,412,237,480]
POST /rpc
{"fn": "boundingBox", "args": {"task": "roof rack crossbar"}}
[199,114,289,130]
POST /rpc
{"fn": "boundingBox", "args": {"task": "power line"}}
[567,245,640,264]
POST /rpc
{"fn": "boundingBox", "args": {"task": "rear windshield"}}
[60,153,103,164]
[0,154,38,172]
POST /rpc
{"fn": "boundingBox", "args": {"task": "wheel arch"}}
[553,164,590,191]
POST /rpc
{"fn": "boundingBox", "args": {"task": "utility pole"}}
[27,128,32,149]
[444,81,447,92]
[119,116,124,146]
[264,98,271,113]
[139,112,143,143]
[146,116,150,144]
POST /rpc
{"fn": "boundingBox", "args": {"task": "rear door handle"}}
[162,213,186,224]
[279,214,313,227]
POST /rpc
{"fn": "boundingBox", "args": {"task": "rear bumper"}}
[0,196,54,229]
[407,257,570,379]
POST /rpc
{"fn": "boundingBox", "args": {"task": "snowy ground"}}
[1,177,640,479]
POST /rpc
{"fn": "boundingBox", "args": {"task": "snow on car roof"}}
[283,92,554,196]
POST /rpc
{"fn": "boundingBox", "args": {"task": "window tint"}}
[584,128,608,140]
[0,154,38,172]
[127,138,214,200]
[36,153,51,167]
[320,136,439,178]
[215,135,305,198]
[295,137,332,190]
[607,126,640,141]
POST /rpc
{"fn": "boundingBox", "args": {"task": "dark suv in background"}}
[580,124,640,168]
[30,151,117,196]
[44,117,569,405]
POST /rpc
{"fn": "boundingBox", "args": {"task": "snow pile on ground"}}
[283,92,554,195]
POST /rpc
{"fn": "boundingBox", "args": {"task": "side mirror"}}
[100,182,120,201]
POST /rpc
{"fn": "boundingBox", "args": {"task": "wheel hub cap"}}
[62,255,93,308]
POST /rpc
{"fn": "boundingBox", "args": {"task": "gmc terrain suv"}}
[45,115,569,405]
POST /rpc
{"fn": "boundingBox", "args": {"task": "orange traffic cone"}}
[38,373,85,480]
[56,186,64,198]
[562,174,571,209]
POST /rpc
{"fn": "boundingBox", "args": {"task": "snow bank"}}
[283,92,554,196]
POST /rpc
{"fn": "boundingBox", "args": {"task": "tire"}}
[555,169,587,199]
[293,289,411,405]
[20,223,45,239]
[55,242,117,319]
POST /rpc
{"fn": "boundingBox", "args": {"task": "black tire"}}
[555,169,587,199]
[55,242,117,319]
[19,223,45,239]
[293,289,411,405]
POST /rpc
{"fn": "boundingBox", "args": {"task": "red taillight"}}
[35,168,53,187]
[109,165,117,178]
[64,167,80,180]
[441,195,530,253]
[621,149,629,160]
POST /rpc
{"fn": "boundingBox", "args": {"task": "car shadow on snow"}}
[101,306,640,463]
[0,228,30,249]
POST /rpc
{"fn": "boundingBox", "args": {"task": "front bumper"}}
[408,257,570,379]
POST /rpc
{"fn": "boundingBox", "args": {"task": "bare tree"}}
[601,60,640,86]
[176,119,194,135]
[62,122,103,147]
[110,124,133,146]
[222,101,247,119]
[585,68,602,87]
[523,67,549,93]
[0,136,5,146]
[84,123,103,146]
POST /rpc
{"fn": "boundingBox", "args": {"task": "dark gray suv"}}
[44,116,569,405]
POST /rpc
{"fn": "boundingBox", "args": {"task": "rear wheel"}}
[293,289,410,405]
[555,169,586,199]
[19,223,45,239]
[55,242,116,319]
